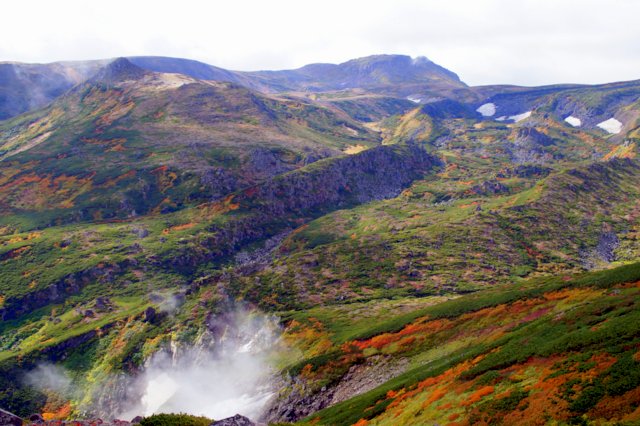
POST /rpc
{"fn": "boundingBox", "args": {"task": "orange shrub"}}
[461,386,494,406]
[423,387,448,408]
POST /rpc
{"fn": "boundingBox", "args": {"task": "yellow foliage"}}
[603,142,637,161]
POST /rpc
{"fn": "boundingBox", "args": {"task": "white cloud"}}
[1,0,640,86]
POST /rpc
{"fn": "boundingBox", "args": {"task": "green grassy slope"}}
[1,57,640,424]
[283,262,640,425]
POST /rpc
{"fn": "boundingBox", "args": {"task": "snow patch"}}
[597,118,623,134]
[564,116,581,127]
[509,111,532,122]
[495,116,507,121]
[476,103,496,117]
[407,96,421,104]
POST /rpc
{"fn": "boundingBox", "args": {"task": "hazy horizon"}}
[3,0,640,87]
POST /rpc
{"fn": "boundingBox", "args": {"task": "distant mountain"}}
[472,79,640,137]
[0,54,468,121]
[89,57,149,84]
[128,55,467,97]
[0,58,380,226]
[4,54,640,130]
[127,56,245,83]
[241,54,467,97]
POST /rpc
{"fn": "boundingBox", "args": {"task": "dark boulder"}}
[210,414,255,426]
[29,413,43,423]
[144,307,157,323]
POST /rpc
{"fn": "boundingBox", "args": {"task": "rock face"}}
[237,143,438,215]
[510,127,556,165]
[1,143,437,323]
[263,356,408,423]
[596,228,620,263]
[0,408,22,426]
[0,260,134,320]
[89,58,148,84]
[166,144,440,270]
[210,414,255,426]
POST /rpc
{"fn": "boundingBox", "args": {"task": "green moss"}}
[138,413,212,426]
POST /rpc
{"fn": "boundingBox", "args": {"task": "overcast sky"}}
[2,0,639,86]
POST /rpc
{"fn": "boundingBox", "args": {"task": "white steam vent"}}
[129,309,282,421]
[23,309,284,422]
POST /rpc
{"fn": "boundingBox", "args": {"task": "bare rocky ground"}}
[262,355,409,423]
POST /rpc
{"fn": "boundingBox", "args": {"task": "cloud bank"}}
[2,0,640,86]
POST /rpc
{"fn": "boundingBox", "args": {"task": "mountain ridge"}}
[0,54,468,121]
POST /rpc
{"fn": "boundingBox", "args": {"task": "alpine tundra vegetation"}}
[2,4,640,425]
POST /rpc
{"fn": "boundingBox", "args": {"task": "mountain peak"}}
[90,57,148,84]
[286,53,465,92]
[340,54,462,84]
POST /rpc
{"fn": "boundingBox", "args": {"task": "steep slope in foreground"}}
[270,262,640,425]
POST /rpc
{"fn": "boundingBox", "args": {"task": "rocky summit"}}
[210,414,257,426]
[0,51,640,426]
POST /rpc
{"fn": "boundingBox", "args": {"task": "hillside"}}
[0,58,381,229]
[282,262,640,425]
[0,54,640,425]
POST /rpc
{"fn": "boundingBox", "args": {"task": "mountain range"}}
[0,53,640,426]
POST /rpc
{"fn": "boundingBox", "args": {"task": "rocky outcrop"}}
[0,260,134,321]
[509,127,557,165]
[470,180,509,196]
[596,230,620,263]
[161,144,439,271]
[89,58,148,85]
[235,143,439,216]
[263,356,408,423]
[210,414,256,426]
[581,226,621,270]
